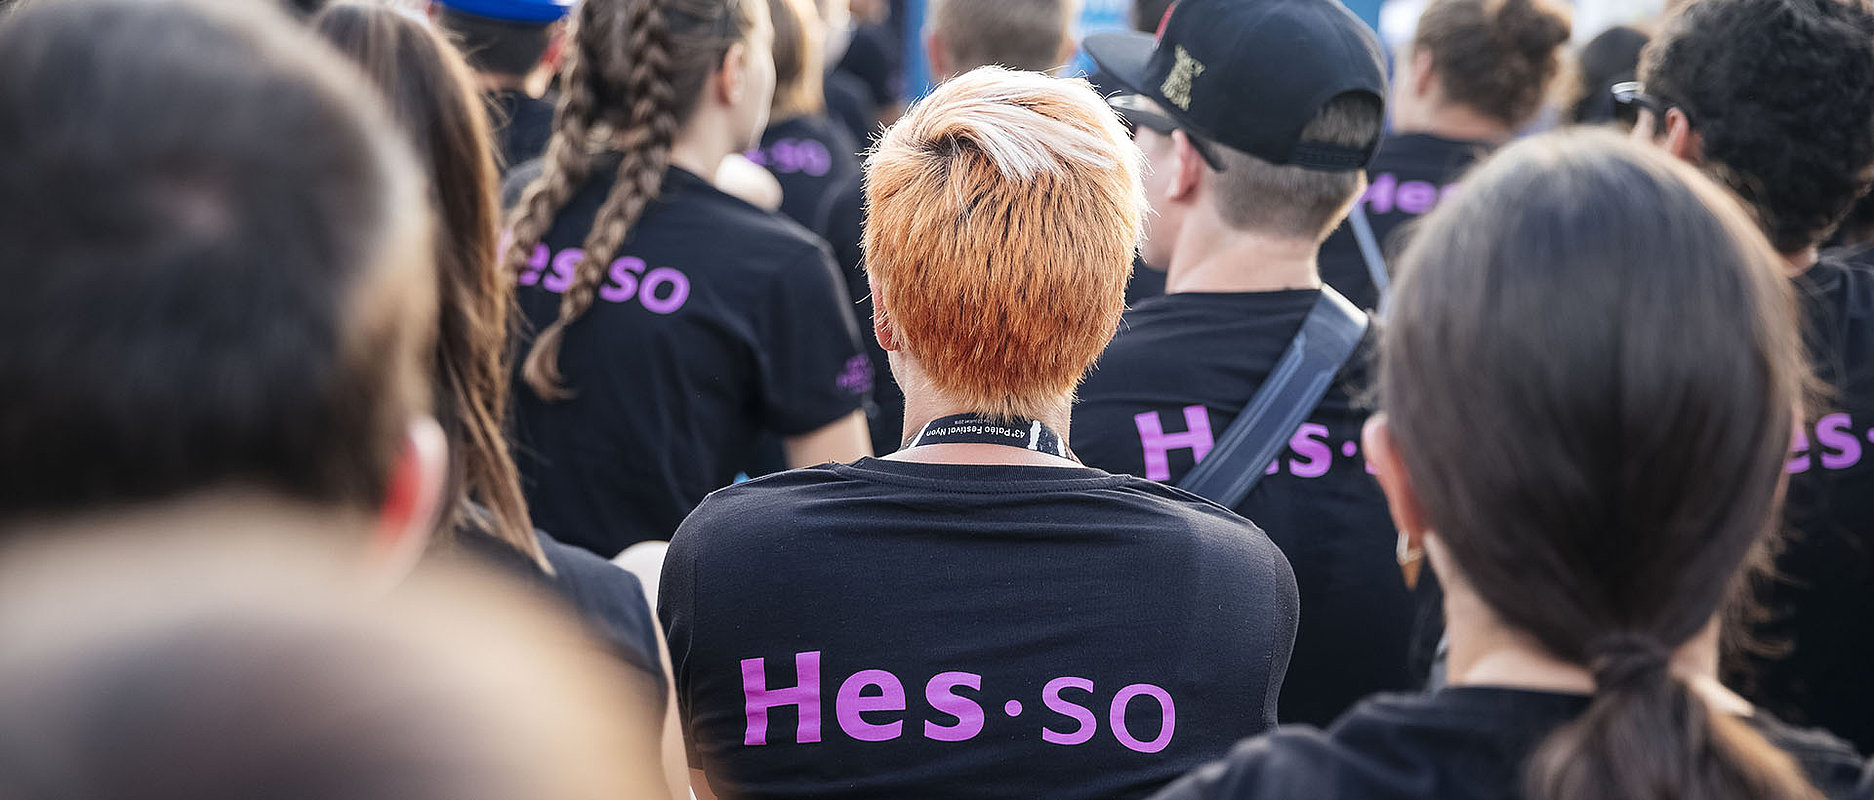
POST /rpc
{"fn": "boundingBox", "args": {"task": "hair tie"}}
[1588,633,1671,691]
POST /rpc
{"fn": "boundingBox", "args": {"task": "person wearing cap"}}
[1074,0,1410,729]
[429,0,572,174]
[1141,127,1871,800]
[661,67,1299,800]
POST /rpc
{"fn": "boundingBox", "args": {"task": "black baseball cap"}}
[1085,0,1387,171]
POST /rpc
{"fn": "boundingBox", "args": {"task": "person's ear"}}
[870,283,900,352]
[717,42,750,107]
[1363,415,1429,577]
[925,29,951,81]
[541,21,568,74]
[369,416,449,589]
[1662,107,1703,165]
[1169,130,1204,203]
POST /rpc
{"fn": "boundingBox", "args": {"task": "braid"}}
[520,0,682,399]
[507,3,603,398]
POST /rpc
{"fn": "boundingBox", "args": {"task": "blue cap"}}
[433,0,574,24]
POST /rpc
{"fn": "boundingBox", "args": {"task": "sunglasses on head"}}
[1108,93,1225,172]
[1611,81,1693,130]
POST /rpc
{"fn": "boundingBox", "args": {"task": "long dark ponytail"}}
[1382,130,1819,800]
[505,0,755,399]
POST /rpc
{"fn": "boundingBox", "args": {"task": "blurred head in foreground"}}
[1370,130,1815,800]
[862,67,1143,427]
[0,530,665,800]
[0,0,445,567]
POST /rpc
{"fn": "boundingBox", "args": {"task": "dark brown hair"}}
[1413,0,1571,129]
[505,0,758,399]
[0,0,432,522]
[1383,130,1817,800]
[1639,0,1874,254]
[313,3,543,567]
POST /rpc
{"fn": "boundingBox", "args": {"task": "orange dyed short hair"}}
[863,67,1144,419]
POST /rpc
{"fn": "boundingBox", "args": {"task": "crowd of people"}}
[2,0,1873,797]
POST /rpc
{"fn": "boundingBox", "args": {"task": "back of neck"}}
[888,381,1076,467]
[1392,103,1516,144]
[1166,218,1323,294]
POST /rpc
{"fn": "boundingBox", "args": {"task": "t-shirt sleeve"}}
[541,535,667,709]
[1144,733,1330,800]
[659,505,705,764]
[1146,741,1266,799]
[752,243,871,436]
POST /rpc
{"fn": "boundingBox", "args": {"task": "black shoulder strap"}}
[1178,286,1370,508]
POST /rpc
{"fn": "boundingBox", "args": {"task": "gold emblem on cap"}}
[1160,45,1205,111]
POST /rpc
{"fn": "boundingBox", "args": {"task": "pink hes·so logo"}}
[739,652,1177,754]
[516,244,690,315]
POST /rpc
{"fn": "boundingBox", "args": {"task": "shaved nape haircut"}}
[930,0,1079,73]
[863,67,1144,419]
[1208,93,1384,241]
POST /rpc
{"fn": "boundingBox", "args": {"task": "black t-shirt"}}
[486,88,555,176]
[1745,256,1874,753]
[1072,290,1414,728]
[815,176,902,454]
[447,524,668,712]
[661,457,1301,800]
[835,22,901,111]
[511,162,869,556]
[749,114,861,232]
[824,71,878,149]
[1318,133,1491,310]
[1125,258,1167,307]
[1147,687,1866,800]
